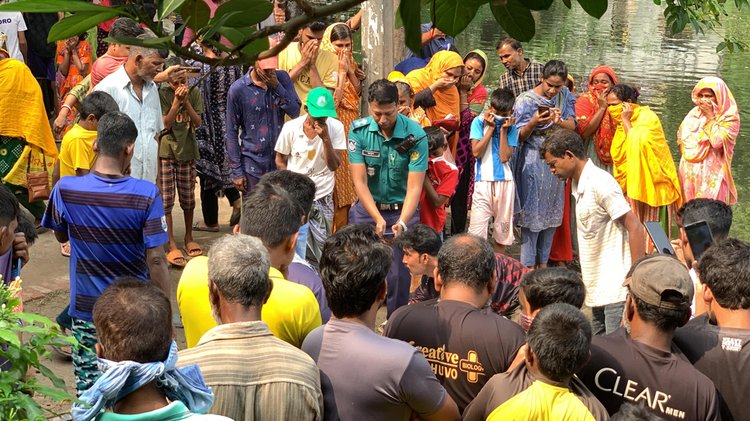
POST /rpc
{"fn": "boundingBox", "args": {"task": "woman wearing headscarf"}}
[608,84,682,239]
[320,22,365,230]
[388,71,431,128]
[0,56,58,228]
[575,65,618,172]
[406,50,464,154]
[451,49,488,234]
[513,60,576,268]
[677,77,739,205]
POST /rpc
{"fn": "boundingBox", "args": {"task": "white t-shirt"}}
[275,114,346,200]
[573,160,632,307]
[0,12,27,62]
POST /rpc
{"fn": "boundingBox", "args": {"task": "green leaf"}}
[0,329,20,348]
[37,364,68,390]
[653,0,662,5]
[182,0,212,32]
[34,385,74,403]
[433,0,482,36]
[105,33,174,49]
[48,11,121,42]
[525,0,555,11]
[15,392,43,420]
[16,313,55,327]
[239,37,270,58]
[576,0,608,18]
[399,0,423,54]
[159,0,188,20]
[214,0,274,27]
[491,0,535,41]
[0,0,115,13]
[219,27,270,57]
[562,0,572,8]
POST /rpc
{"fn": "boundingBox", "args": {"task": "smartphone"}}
[538,105,550,115]
[684,220,714,261]
[644,221,676,256]
[180,66,202,78]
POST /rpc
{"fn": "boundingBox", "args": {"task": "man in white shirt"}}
[94,32,165,183]
[275,87,345,265]
[541,128,645,335]
[0,11,27,62]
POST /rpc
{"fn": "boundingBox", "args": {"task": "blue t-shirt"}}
[42,174,168,321]
[470,116,519,182]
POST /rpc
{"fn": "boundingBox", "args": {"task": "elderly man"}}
[94,32,165,183]
[178,234,322,420]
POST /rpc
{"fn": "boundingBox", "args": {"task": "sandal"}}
[60,241,71,258]
[167,248,187,268]
[193,222,219,232]
[184,241,203,258]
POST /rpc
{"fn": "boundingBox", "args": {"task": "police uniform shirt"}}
[348,113,428,204]
[577,328,721,421]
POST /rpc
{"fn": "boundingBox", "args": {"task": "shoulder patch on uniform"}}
[410,151,420,161]
[348,139,357,152]
[352,118,369,129]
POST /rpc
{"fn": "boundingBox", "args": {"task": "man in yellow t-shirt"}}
[54,91,119,182]
[278,20,338,106]
[178,180,322,348]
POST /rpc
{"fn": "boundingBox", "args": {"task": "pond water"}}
[452,1,750,238]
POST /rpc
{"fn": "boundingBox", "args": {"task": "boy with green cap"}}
[275,87,346,266]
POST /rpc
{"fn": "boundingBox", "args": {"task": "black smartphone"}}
[684,220,714,261]
[644,221,675,256]
[538,105,550,115]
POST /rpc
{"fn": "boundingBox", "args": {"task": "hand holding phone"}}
[538,105,550,116]
[644,221,676,256]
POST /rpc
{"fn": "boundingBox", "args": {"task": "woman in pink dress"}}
[677,77,740,205]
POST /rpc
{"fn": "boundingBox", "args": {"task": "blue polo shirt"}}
[348,114,428,204]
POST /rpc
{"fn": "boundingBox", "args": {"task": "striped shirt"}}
[41,173,168,321]
[498,59,544,98]
[177,321,323,421]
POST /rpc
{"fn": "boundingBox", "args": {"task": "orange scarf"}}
[575,66,618,164]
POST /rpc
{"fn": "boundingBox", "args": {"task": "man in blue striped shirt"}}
[42,111,169,396]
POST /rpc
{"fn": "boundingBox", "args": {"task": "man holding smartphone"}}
[541,129,645,335]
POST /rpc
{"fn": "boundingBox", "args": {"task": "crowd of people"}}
[0,1,747,420]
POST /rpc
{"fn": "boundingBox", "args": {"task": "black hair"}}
[320,224,392,318]
[0,186,19,227]
[424,126,446,154]
[97,112,138,157]
[258,170,316,218]
[368,79,399,105]
[489,88,515,114]
[80,91,120,121]
[611,84,639,103]
[329,24,352,42]
[398,224,442,256]
[542,60,568,81]
[527,303,592,382]
[540,128,586,159]
[93,278,172,363]
[303,20,328,32]
[611,403,666,421]
[677,198,732,241]
[437,234,496,294]
[464,51,486,73]
[520,267,586,312]
[15,211,37,246]
[697,238,750,310]
[164,56,184,68]
[496,37,522,51]
[632,294,690,332]
[240,183,303,248]
[108,17,146,39]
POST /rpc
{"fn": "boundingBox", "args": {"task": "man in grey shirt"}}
[302,224,460,421]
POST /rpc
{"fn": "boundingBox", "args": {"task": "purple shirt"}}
[225,69,301,180]
[288,254,331,323]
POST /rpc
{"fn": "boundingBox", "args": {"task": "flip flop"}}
[192,222,219,232]
[60,241,71,258]
[184,241,203,258]
[167,248,187,268]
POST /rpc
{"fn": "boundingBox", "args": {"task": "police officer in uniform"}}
[348,79,428,316]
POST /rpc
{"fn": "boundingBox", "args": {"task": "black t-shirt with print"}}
[384,299,525,413]
[674,314,750,421]
[578,328,721,421]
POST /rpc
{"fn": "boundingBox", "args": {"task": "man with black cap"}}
[577,255,721,421]
[275,86,345,265]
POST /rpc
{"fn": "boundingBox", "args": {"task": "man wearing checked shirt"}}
[348,79,428,317]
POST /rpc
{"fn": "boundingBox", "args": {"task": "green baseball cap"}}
[306,87,338,118]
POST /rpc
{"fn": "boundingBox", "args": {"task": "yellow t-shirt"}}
[177,256,322,348]
[278,42,339,106]
[59,124,98,177]
[487,380,598,421]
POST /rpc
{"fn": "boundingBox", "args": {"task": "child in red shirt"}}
[420,127,459,234]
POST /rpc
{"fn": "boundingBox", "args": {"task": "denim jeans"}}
[520,227,556,267]
[591,301,626,335]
